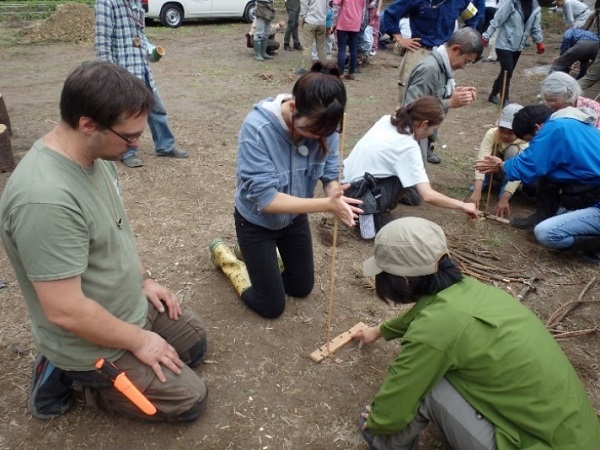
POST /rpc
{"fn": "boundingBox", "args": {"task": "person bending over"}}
[354,217,599,449]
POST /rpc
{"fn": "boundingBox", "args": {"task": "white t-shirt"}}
[342,115,429,188]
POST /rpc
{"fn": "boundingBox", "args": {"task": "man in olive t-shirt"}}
[0,62,208,422]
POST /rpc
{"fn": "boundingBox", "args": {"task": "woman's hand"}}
[326,183,362,227]
[460,201,479,219]
[352,326,382,345]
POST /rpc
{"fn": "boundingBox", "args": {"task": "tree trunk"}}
[0,124,16,173]
[0,94,11,136]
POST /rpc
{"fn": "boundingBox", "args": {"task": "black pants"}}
[284,0,300,45]
[491,49,521,102]
[234,209,314,319]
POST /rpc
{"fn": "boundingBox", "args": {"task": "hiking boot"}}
[293,43,303,50]
[427,152,442,164]
[344,73,356,81]
[28,354,73,420]
[284,43,292,51]
[510,212,549,229]
[295,67,307,75]
[488,93,501,105]
[156,148,189,158]
[122,155,143,168]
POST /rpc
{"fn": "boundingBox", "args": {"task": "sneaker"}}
[295,67,307,75]
[121,155,143,168]
[284,43,292,51]
[293,43,303,50]
[28,355,73,420]
[156,148,189,158]
[488,93,501,105]
[369,50,377,56]
[344,73,355,81]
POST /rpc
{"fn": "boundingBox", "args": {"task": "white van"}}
[142,0,257,28]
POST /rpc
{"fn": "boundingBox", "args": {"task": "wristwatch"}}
[142,268,155,281]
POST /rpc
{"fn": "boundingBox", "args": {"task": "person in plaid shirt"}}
[95,0,188,168]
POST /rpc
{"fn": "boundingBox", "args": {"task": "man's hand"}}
[475,155,503,174]
[494,194,511,218]
[352,325,381,345]
[360,405,371,430]
[394,36,421,52]
[449,86,477,108]
[143,279,182,320]
[468,190,481,211]
[133,330,184,382]
[482,37,489,47]
[536,42,545,54]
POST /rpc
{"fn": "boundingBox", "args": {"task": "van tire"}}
[160,3,183,28]
[243,2,256,23]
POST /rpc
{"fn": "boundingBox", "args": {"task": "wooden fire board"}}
[309,322,369,363]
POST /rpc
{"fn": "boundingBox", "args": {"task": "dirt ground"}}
[0,5,599,450]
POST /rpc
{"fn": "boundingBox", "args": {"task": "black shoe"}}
[293,43,303,50]
[28,355,73,419]
[427,152,442,164]
[510,212,548,229]
[398,187,422,206]
[284,43,292,51]
[488,93,501,105]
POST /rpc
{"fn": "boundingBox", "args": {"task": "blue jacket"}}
[235,97,340,230]
[381,0,479,48]
[483,0,542,52]
[560,28,600,54]
[504,108,600,187]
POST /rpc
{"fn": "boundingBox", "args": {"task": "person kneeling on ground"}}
[476,104,600,263]
[342,96,477,239]
[0,61,208,421]
[353,217,599,449]
[468,103,532,218]
[247,20,286,59]
[209,62,362,319]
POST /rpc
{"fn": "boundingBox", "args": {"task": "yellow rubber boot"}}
[209,238,251,297]
[233,243,284,273]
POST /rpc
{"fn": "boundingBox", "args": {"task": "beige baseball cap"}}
[362,217,448,277]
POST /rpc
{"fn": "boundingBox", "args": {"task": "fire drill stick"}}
[95,359,157,415]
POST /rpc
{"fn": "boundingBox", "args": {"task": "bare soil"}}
[0,5,598,450]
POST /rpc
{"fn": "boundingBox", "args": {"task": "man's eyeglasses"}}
[109,127,144,144]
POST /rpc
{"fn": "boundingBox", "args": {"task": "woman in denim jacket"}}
[211,62,361,319]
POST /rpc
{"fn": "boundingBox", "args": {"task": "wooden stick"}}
[551,327,599,339]
[484,70,508,214]
[516,276,537,301]
[310,322,369,362]
[546,277,597,328]
[325,113,347,356]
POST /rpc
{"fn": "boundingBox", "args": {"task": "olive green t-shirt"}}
[0,140,147,370]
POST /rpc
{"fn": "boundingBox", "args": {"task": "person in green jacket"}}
[354,217,599,450]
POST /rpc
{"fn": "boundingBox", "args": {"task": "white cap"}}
[497,103,523,129]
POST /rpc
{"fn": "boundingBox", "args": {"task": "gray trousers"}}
[359,378,497,450]
[551,40,600,76]
[579,47,600,89]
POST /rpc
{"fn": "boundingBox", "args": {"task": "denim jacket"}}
[483,0,542,52]
[235,97,340,230]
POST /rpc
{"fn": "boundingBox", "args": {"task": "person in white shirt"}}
[343,96,477,238]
